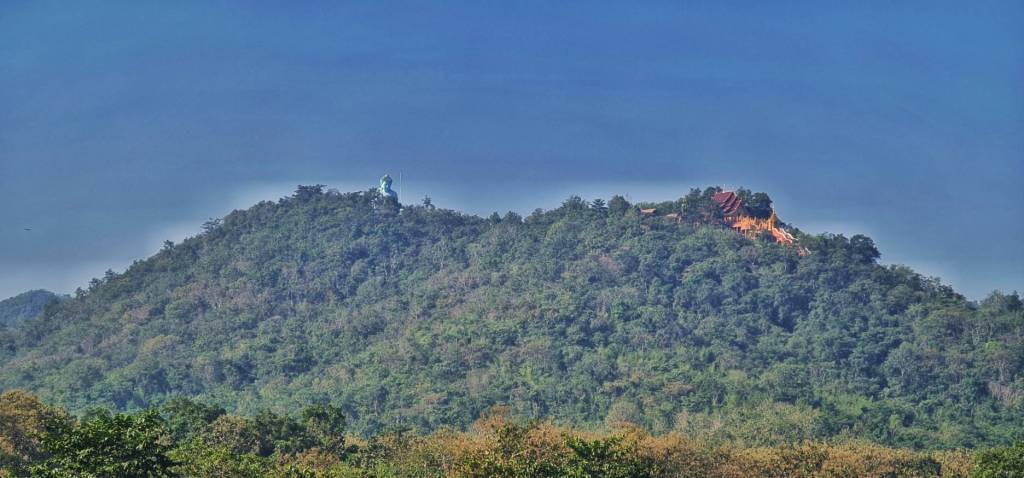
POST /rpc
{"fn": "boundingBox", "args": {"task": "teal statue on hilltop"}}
[379,174,398,201]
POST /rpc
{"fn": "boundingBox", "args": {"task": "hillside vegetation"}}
[0,186,1021,450]
[0,291,58,328]
[2,390,1000,478]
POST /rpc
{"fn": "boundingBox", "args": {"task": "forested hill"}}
[0,290,59,328]
[1,186,1021,449]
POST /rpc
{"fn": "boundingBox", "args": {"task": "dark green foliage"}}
[460,420,657,478]
[300,404,347,456]
[31,409,176,477]
[253,409,317,456]
[0,186,1021,450]
[607,195,630,216]
[563,435,656,478]
[294,185,327,202]
[973,442,1024,478]
[235,405,348,458]
[680,187,723,223]
[161,398,226,443]
[735,188,774,219]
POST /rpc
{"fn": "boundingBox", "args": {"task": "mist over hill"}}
[0,290,59,328]
[1,186,1020,449]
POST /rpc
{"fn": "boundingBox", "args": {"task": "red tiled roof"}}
[712,191,743,215]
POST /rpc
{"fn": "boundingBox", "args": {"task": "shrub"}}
[973,442,1024,478]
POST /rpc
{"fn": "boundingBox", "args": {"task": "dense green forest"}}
[0,186,1021,451]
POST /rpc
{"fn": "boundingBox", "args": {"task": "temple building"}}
[712,190,807,254]
[712,191,745,218]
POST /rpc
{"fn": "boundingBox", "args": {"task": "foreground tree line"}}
[1,391,1022,477]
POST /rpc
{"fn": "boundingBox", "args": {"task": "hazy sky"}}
[1,1,1022,300]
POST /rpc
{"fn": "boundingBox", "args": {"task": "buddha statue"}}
[379,174,398,200]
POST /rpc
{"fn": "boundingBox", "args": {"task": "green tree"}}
[31,409,177,477]
[564,435,656,478]
[300,404,347,456]
[607,195,630,216]
[974,442,1024,478]
[736,188,773,218]
[161,398,225,443]
[252,410,316,456]
[168,439,267,478]
[294,185,326,202]
[205,415,260,455]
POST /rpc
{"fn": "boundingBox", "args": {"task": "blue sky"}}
[1,1,1021,300]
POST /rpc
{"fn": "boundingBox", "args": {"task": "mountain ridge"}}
[1,185,1020,449]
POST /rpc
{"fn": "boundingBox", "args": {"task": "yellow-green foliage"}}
[0,390,1002,478]
[0,391,67,476]
[316,413,979,478]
